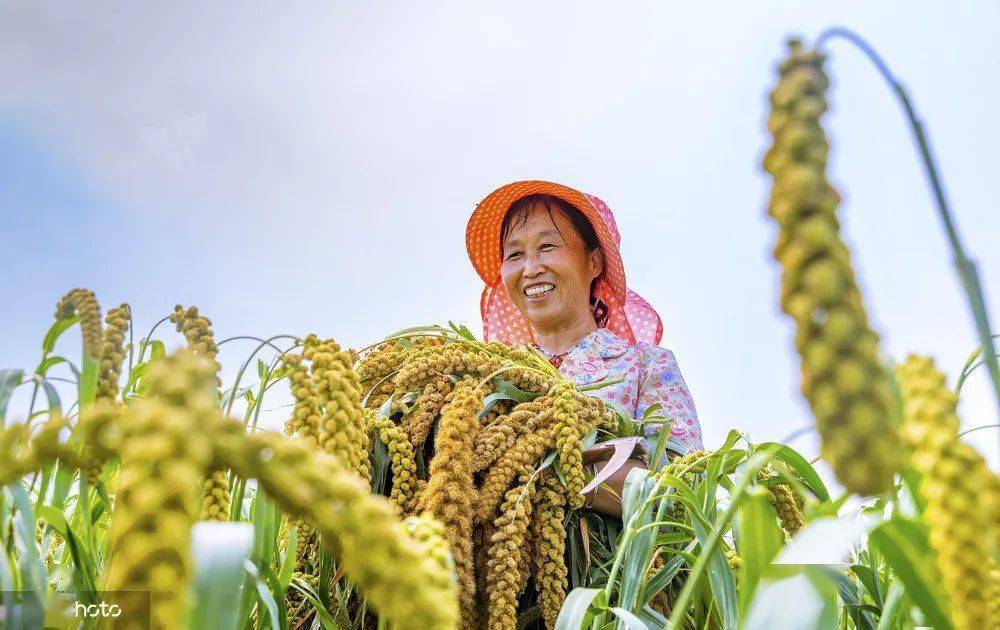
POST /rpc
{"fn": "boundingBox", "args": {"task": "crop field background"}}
[1,2,999,630]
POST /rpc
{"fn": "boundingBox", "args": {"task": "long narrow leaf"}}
[869,517,952,630]
[735,486,782,619]
[0,369,23,426]
[755,442,830,501]
[555,588,607,630]
[9,483,45,627]
[245,560,282,630]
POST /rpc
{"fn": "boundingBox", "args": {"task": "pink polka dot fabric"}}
[467,180,664,346]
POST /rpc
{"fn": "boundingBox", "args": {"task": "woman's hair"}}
[500,194,609,326]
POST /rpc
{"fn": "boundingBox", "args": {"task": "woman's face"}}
[500,202,603,333]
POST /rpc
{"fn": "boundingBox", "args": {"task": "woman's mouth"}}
[524,283,555,300]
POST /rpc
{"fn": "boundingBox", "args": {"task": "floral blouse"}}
[556,328,703,455]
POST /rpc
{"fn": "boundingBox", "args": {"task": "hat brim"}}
[466,180,627,304]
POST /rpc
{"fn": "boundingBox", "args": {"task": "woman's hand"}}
[583,456,649,518]
[581,437,652,518]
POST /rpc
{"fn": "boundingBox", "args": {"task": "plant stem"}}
[818,27,1000,454]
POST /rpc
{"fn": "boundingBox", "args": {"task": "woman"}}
[466,180,703,517]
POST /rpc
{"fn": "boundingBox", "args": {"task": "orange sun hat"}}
[466,180,663,346]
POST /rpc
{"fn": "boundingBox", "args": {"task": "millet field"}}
[1,34,998,630]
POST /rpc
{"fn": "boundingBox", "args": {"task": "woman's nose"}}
[523,251,545,277]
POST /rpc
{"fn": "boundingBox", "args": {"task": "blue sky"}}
[2,2,998,473]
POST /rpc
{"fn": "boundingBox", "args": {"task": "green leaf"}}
[688,500,739,629]
[478,378,540,418]
[35,355,71,377]
[287,577,339,629]
[555,588,607,630]
[43,316,78,354]
[755,442,830,501]
[850,563,883,609]
[124,360,150,394]
[640,402,663,421]
[735,486,783,619]
[78,353,99,413]
[617,469,659,611]
[244,559,283,630]
[0,369,23,426]
[250,491,278,568]
[838,571,877,630]
[0,523,18,628]
[642,549,689,604]
[609,607,650,629]
[30,374,62,415]
[8,483,46,627]
[149,339,166,361]
[869,516,952,630]
[278,527,297,592]
[877,582,909,630]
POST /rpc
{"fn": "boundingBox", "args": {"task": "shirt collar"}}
[572,327,630,360]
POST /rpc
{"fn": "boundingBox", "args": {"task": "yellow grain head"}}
[97,303,131,401]
[895,354,997,630]
[476,421,558,524]
[103,351,216,629]
[0,422,38,485]
[422,379,483,626]
[473,397,551,473]
[532,472,568,629]
[169,304,231,524]
[405,375,455,448]
[169,305,222,382]
[307,337,371,480]
[211,419,459,630]
[55,288,103,358]
[552,381,586,509]
[485,479,537,630]
[367,409,420,515]
[402,514,459,608]
[764,40,902,495]
[282,352,322,445]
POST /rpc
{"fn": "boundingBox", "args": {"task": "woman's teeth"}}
[525,283,555,297]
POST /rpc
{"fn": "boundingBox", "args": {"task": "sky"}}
[2,1,998,475]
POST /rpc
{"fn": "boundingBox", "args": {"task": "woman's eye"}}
[504,251,522,260]
[540,243,556,251]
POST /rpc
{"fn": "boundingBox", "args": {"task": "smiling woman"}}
[466,180,704,517]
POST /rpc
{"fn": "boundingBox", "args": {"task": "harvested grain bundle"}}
[552,381,586,510]
[531,471,569,628]
[405,375,455,448]
[367,409,420,515]
[474,397,553,473]
[357,329,617,628]
[102,351,216,630]
[895,355,999,630]
[763,40,902,495]
[171,304,231,522]
[422,379,484,626]
[486,477,537,630]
